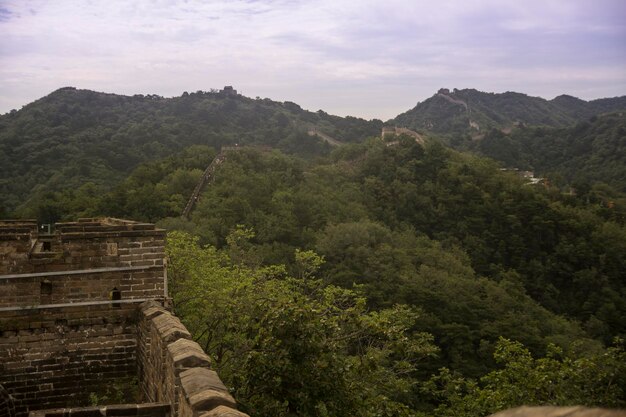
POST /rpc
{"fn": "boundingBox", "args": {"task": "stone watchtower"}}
[0,218,248,417]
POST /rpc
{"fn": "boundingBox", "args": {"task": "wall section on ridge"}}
[137,301,248,417]
[1,218,248,417]
[0,219,167,417]
[0,303,138,416]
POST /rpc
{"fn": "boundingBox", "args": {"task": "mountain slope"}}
[475,112,626,193]
[392,88,626,137]
[0,87,382,212]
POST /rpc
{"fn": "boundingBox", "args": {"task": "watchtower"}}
[0,218,247,417]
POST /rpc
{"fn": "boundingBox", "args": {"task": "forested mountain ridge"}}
[0,86,381,213]
[125,141,626,414]
[474,112,626,194]
[15,137,626,413]
[3,86,625,218]
[391,88,626,137]
[1,86,625,414]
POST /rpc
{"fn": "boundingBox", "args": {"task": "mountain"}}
[0,87,381,213]
[391,88,626,137]
[474,112,626,193]
[2,88,625,413]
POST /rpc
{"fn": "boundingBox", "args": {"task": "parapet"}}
[0,217,166,311]
[137,301,249,417]
[0,218,248,417]
[488,406,626,417]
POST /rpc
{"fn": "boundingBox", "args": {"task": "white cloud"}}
[0,0,625,119]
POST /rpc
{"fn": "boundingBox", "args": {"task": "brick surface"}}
[489,407,626,417]
[1,219,242,417]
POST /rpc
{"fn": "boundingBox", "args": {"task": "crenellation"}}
[1,218,247,417]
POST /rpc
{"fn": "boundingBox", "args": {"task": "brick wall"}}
[1,218,248,417]
[0,221,37,275]
[0,218,165,306]
[0,267,163,308]
[28,402,171,417]
[136,302,249,417]
[0,304,138,417]
[0,218,165,275]
[0,219,166,417]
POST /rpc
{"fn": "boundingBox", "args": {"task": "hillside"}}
[0,87,381,214]
[474,112,626,193]
[2,91,625,413]
[32,139,626,414]
[391,88,626,137]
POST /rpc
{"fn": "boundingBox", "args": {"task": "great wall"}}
[0,218,248,417]
[1,140,623,417]
[1,218,624,417]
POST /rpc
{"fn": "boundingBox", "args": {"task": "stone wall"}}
[0,218,165,275]
[488,406,626,417]
[136,301,248,417]
[0,303,138,417]
[0,267,163,308]
[0,221,37,275]
[0,219,167,417]
[28,403,171,417]
[0,218,248,417]
[0,218,166,309]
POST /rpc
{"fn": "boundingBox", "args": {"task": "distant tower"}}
[222,85,237,96]
[381,126,397,139]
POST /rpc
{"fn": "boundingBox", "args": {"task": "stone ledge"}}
[198,406,250,417]
[141,306,167,320]
[28,402,171,417]
[139,299,165,312]
[188,389,237,414]
[152,313,191,343]
[167,338,211,371]
[180,368,228,396]
[488,406,626,417]
[60,230,166,241]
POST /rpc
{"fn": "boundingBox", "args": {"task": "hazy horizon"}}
[1,0,625,120]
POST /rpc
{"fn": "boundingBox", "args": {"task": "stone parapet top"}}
[180,368,228,395]
[0,264,163,280]
[198,406,251,417]
[152,311,192,343]
[28,402,171,417]
[188,390,237,415]
[488,406,626,417]
[139,301,250,417]
[167,338,212,370]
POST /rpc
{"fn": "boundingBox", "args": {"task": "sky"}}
[0,0,625,120]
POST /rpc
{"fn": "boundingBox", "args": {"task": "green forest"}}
[1,87,626,416]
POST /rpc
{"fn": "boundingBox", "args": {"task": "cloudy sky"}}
[0,0,625,119]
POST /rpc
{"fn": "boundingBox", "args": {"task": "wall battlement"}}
[0,218,248,417]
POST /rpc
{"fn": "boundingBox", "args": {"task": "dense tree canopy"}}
[0,87,381,213]
[2,88,625,415]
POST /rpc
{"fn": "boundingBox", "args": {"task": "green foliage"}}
[392,88,626,137]
[4,87,625,413]
[0,87,381,214]
[425,337,626,416]
[14,145,215,222]
[474,112,626,194]
[166,230,438,417]
[147,141,624,379]
[87,376,138,406]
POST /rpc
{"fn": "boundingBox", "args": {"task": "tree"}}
[166,230,438,417]
[425,337,626,417]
